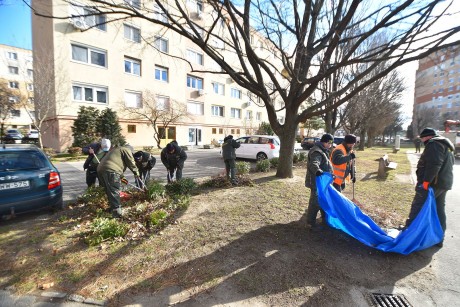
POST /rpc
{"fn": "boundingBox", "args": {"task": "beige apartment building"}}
[414,45,460,128]
[0,44,35,132]
[31,0,274,152]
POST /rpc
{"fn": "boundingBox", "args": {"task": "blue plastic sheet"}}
[316,173,444,255]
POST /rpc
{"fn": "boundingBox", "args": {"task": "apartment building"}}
[0,44,35,132]
[31,0,273,152]
[414,45,460,128]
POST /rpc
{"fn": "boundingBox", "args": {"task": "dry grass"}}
[0,147,417,304]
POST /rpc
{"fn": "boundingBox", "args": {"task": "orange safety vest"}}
[330,144,349,185]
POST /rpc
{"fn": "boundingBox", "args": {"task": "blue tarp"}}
[316,173,444,255]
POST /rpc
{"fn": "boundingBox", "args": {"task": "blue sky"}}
[0,0,32,50]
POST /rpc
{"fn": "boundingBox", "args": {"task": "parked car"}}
[26,129,39,139]
[301,137,320,150]
[333,137,345,146]
[0,144,63,216]
[232,135,281,160]
[3,129,24,143]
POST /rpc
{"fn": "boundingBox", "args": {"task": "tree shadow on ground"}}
[111,211,438,306]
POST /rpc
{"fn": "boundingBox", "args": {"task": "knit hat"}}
[320,133,334,143]
[101,138,111,150]
[419,127,437,138]
[344,134,357,144]
[133,151,143,161]
[166,143,175,152]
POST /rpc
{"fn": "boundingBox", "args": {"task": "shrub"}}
[68,147,82,157]
[165,178,197,196]
[236,161,250,175]
[295,152,307,163]
[149,209,168,227]
[269,157,279,168]
[256,159,271,172]
[145,181,165,201]
[85,217,129,246]
[43,147,56,157]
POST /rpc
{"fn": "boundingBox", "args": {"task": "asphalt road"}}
[56,148,227,203]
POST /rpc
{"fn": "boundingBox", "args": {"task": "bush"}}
[85,217,129,246]
[165,178,197,196]
[236,161,250,175]
[145,181,165,201]
[256,159,271,172]
[68,147,82,157]
[149,209,168,227]
[43,147,56,157]
[293,152,307,163]
[269,157,279,168]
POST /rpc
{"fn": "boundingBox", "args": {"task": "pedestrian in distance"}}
[304,133,334,231]
[405,128,454,247]
[161,141,187,183]
[221,135,241,185]
[133,150,156,185]
[97,145,139,218]
[83,138,110,187]
[414,137,422,153]
[330,134,357,192]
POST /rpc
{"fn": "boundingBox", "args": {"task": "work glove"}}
[349,152,356,159]
[422,181,430,191]
[121,177,128,185]
[352,177,356,183]
[315,170,323,176]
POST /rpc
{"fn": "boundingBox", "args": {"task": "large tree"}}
[34,0,460,177]
[0,80,22,141]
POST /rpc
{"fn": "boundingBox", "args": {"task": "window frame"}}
[187,100,204,115]
[156,95,170,111]
[211,105,224,117]
[212,82,225,95]
[187,75,203,90]
[124,90,143,108]
[9,81,19,89]
[154,36,169,53]
[123,24,141,43]
[154,65,169,82]
[8,66,19,74]
[186,49,204,65]
[231,88,242,99]
[71,43,107,67]
[230,107,241,119]
[7,52,18,60]
[124,57,141,76]
[72,83,108,104]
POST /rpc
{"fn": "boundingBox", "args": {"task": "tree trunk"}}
[275,122,297,178]
[358,130,366,151]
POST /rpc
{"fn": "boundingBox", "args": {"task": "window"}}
[8,66,19,74]
[127,125,137,133]
[124,57,141,76]
[27,69,33,78]
[212,82,224,95]
[211,105,224,117]
[187,0,203,13]
[7,52,18,60]
[447,102,452,108]
[256,112,262,121]
[231,108,241,118]
[449,86,454,91]
[449,78,454,83]
[8,96,19,103]
[72,83,108,104]
[125,91,142,108]
[154,36,168,53]
[231,88,242,99]
[10,110,20,117]
[187,75,203,89]
[155,65,168,82]
[245,110,252,120]
[27,84,33,91]
[153,4,168,23]
[187,49,204,65]
[71,4,107,31]
[187,101,204,115]
[219,128,223,134]
[124,24,141,43]
[156,95,170,110]
[439,80,444,85]
[212,128,216,134]
[124,0,141,9]
[9,81,19,89]
[71,44,107,67]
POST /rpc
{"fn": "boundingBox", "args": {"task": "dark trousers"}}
[98,171,122,215]
[167,164,183,182]
[406,186,448,233]
[86,170,98,187]
[224,158,237,183]
[333,182,345,192]
[306,187,326,226]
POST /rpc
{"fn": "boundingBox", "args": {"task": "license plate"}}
[0,181,30,191]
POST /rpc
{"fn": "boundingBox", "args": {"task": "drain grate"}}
[369,293,412,307]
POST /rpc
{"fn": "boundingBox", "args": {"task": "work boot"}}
[436,241,444,248]
[112,208,123,218]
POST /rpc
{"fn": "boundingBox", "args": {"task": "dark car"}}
[3,129,24,143]
[0,144,63,216]
[301,137,320,150]
[333,137,345,146]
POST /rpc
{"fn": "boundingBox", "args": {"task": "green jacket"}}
[222,138,240,160]
[416,136,454,190]
[97,146,139,176]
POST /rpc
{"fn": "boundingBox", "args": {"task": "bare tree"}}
[413,106,441,134]
[120,90,189,148]
[0,79,24,142]
[32,0,460,177]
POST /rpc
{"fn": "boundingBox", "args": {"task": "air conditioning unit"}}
[197,89,205,96]
[70,17,89,30]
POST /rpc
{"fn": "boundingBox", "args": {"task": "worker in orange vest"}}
[330,134,357,192]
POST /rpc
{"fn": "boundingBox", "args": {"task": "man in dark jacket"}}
[161,141,187,183]
[330,134,356,192]
[305,133,334,230]
[97,145,139,218]
[221,135,241,185]
[83,138,110,187]
[405,127,454,247]
[133,150,156,185]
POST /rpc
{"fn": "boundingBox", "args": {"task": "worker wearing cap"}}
[97,144,139,218]
[160,141,187,183]
[83,138,110,187]
[133,150,156,184]
[405,127,454,247]
[221,135,241,185]
[330,134,357,192]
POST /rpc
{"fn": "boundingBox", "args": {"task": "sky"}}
[0,0,459,129]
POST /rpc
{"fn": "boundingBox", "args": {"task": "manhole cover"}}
[369,293,412,307]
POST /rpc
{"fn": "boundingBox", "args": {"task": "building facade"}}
[0,44,35,132]
[414,45,460,130]
[32,0,273,152]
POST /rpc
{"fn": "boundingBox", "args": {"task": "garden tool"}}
[121,177,144,192]
[135,176,148,191]
[351,158,362,205]
[167,169,177,183]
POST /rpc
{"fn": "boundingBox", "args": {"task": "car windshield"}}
[0,151,49,171]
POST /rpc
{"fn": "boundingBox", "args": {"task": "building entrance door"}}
[188,127,202,146]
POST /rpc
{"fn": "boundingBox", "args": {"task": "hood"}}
[430,136,455,151]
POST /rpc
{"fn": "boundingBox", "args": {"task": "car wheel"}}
[256,152,268,161]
